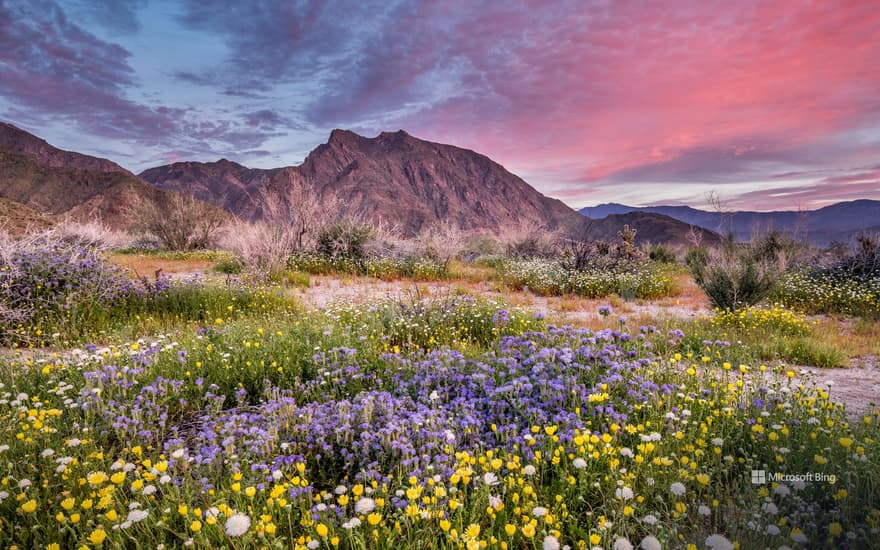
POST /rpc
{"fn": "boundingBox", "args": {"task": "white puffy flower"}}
[641,514,658,525]
[613,538,634,550]
[669,482,686,496]
[524,465,537,476]
[640,535,661,550]
[791,532,808,543]
[483,472,500,486]
[792,479,805,491]
[543,535,561,550]
[0,491,8,502]
[488,495,503,510]
[573,458,588,469]
[171,448,186,459]
[17,479,31,489]
[532,506,548,517]
[766,524,781,536]
[711,438,724,446]
[355,497,376,515]
[704,534,733,550]
[307,541,319,550]
[615,487,634,500]
[334,485,348,495]
[142,484,156,495]
[342,517,362,529]
[127,509,149,523]
[224,513,251,537]
[620,447,634,458]
[41,449,55,458]
[761,502,778,515]
[698,505,711,516]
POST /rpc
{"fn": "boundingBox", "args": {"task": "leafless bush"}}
[133,193,225,251]
[502,223,559,258]
[53,218,133,250]
[256,179,338,252]
[221,182,340,272]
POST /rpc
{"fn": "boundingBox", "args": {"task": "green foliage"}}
[316,222,373,261]
[647,243,677,264]
[687,233,787,311]
[213,256,245,274]
[773,235,880,318]
[500,258,674,299]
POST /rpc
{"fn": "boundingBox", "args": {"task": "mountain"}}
[141,128,716,246]
[0,197,53,234]
[579,201,880,245]
[0,121,129,174]
[0,121,714,247]
[0,123,221,228]
[142,129,586,235]
[139,159,277,217]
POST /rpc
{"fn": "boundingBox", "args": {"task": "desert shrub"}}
[316,221,373,261]
[0,238,134,344]
[462,233,501,259]
[133,193,225,251]
[687,232,787,311]
[647,243,677,263]
[53,219,133,249]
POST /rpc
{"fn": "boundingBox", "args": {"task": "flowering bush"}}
[0,240,136,344]
[0,237,287,345]
[0,307,876,549]
[499,258,674,299]
[773,269,880,318]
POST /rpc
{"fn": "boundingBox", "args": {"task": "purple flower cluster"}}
[81,326,674,491]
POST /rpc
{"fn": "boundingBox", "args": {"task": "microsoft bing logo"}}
[751,470,766,484]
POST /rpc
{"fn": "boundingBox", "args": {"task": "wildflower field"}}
[1,238,879,550]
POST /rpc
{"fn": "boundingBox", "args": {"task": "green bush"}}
[687,234,787,311]
[647,243,677,264]
[316,222,373,261]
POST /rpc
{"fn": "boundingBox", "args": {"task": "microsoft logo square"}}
[751,470,766,484]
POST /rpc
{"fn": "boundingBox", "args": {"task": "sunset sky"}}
[2,0,878,210]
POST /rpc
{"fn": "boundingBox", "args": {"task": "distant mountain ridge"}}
[580,201,880,245]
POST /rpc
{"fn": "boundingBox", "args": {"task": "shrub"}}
[133,193,225,251]
[0,236,135,344]
[647,243,677,264]
[687,233,787,311]
[316,222,373,261]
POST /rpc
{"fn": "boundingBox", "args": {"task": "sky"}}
[1,0,879,211]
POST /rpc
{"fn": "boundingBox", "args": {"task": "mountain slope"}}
[0,123,226,229]
[142,129,586,235]
[0,121,129,174]
[580,201,880,244]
